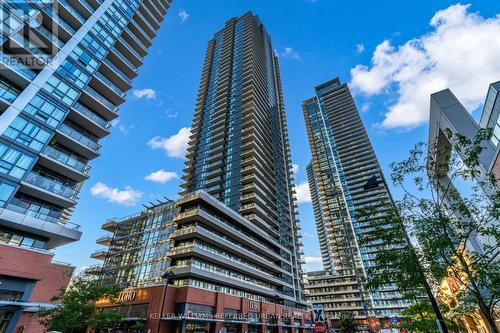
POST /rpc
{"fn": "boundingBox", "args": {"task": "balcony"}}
[71,0,94,18]
[133,11,155,39]
[101,220,118,232]
[70,102,111,137]
[56,122,100,159]
[1,203,81,248]
[38,4,74,41]
[110,48,138,77]
[82,86,118,119]
[32,24,65,50]
[21,171,78,207]
[96,235,112,246]
[122,27,148,56]
[91,249,108,260]
[101,59,132,88]
[57,0,85,27]
[93,71,126,105]
[84,264,103,275]
[0,51,36,86]
[116,36,144,65]
[39,145,90,181]
[142,3,161,28]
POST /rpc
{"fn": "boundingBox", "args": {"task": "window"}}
[0,182,15,206]
[0,77,20,103]
[3,116,52,151]
[43,75,79,105]
[0,142,34,179]
[24,94,66,128]
[58,60,90,89]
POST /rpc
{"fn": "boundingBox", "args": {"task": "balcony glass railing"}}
[58,0,85,24]
[73,102,111,129]
[118,37,143,62]
[5,202,80,229]
[112,48,137,72]
[103,59,132,85]
[10,34,50,59]
[23,171,78,200]
[0,51,37,80]
[36,24,65,49]
[43,145,90,174]
[78,0,95,15]
[84,86,118,113]
[38,4,76,34]
[141,4,161,27]
[94,72,125,98]
[135,10,155,34]
[125,26,147,51]
[58,123,100,152]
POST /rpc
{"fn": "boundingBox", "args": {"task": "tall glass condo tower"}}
[0,0,171,332]
[178,12,306,307]
[303,78,410,325]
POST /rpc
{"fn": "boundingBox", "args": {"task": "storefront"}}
[94,284,312,333]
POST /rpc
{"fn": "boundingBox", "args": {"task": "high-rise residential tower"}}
[0,0,171,331]
[179,11,305,306]
[141,11,311,333]
[302,78,409,329]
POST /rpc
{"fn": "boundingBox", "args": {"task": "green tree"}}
[39,273,123,333]
[360,129,499,332]
[338,312,356,333]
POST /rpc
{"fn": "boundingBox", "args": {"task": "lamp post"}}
[158,271,175,333]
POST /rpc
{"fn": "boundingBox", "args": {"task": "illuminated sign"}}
[118,290,137,302]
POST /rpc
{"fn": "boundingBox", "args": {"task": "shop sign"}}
[249,301,260,312]
[117,290,136,302]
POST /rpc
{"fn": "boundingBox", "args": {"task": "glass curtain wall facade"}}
[302,78,409,320]
[178,12,306,308]
[0,0,172,331]
[89,201,177,288]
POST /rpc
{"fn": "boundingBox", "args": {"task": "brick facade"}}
[0,244,74,333]
[95,285,313,333]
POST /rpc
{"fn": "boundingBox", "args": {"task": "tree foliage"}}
[359,129,499,332]
[39,273,123,333]
[338,312,356,333]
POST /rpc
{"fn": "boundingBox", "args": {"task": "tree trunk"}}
[477,301,499,333]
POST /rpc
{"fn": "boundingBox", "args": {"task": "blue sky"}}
[55,0,500,272]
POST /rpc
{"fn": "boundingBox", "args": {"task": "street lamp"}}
[158,271,176,333]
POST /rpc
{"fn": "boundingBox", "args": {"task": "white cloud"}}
[148,127,191,159]
[295,181,311,204]
[356,43,365,53]
[303,231,316,238]
[292,164,299,175]
[90,182,142,206]
[360,103,371,113]
[350,4,500,129]
[166,109,179,118]
[145,170,178,184]
[179,10,189,22]
[133,88,157,99]
[281,47,302,61]
[304,256,323,264]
